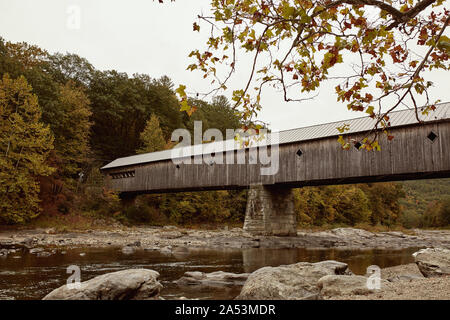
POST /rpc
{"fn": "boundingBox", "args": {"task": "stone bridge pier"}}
[243,184,297,236]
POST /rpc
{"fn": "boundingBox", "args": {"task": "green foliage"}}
[440,198,450,226]
[80,168,121,217]
[421,197,450,228]
[137,114,166,154]
[0,75,54,224]
[123,189,247,226]
[53,81,92,178]
[294,185,371,226]
[359,183,405,226]
[400,179,450,228]
[184,95,241,136]
[154,191,232,224]
[88,71,184,159]
[400,209,422,229]
[1,37,447,230]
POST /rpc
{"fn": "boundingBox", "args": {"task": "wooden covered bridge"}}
[101,103,450,236]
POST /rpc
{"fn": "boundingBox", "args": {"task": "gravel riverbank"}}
[1,227,449,252]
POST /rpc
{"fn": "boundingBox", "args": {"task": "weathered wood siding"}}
[104,121,450,194]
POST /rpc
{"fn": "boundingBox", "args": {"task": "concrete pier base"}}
[243,184,297,236]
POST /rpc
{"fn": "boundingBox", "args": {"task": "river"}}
[0,246,420,300]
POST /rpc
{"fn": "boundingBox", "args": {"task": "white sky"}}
[0,0,448,131]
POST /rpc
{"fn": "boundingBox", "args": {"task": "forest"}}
[0,38,449,229]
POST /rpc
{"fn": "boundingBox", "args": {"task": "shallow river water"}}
[0,246,420,300]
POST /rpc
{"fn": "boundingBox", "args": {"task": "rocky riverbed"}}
[1,227,449,255]
[1,227,449,300]
[40,247,450,300]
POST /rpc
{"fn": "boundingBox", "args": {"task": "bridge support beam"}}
[243,184,297,236]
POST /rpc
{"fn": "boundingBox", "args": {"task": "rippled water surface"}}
[0,246,420,300]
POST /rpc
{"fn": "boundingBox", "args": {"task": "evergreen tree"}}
[137,114,166,154]
[0,75,54,224]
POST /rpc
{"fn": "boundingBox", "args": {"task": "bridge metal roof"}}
[101,102,450,170]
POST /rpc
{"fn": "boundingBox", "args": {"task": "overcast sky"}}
[0,0,448,131]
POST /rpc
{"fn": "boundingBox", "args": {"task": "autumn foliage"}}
[0,75,54,224]
[181,0,449,150]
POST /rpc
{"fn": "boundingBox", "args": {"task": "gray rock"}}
[127,241,141,247]
[43,269,162,300]
[176,271,249,287]
[381,263,425,282]
[413,248,450,277]
[29,248,45,254]
[237,260,350,300]
[159,231,183,239]
[330,228,375,239]
[160,246,172,255]
[45,228,56,234]
[172,246,190,258]
[21,238,38,246]
[318,275,386,296]
[37,251,53,257]
[144,247,159,251]
[380,231,407,238]
[121,246,136,255]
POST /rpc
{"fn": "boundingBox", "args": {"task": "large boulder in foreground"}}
[236,260,350,300]
[43,269,162,300]
[413,248,450,278]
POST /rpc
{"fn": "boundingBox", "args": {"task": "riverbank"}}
[1,226,449,252]
[331,275,450,300]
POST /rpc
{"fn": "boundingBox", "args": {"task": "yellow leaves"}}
[400,4,409,13]
[249,29,256,40]
[281,3,296,19]
[176,84,196,116]
[0,75,54,223]
[186,64,197,71]
[350,40,360,52]
[179,99,190,112]
[369,140,381,151]
[186,106,197,116]
[175,84,186,97]
[179,99,197,116]
[365,105,375,117]
[337,135,350,150]
[340,7,349,15]
[337,123,350,133]
[322,50,343,69]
